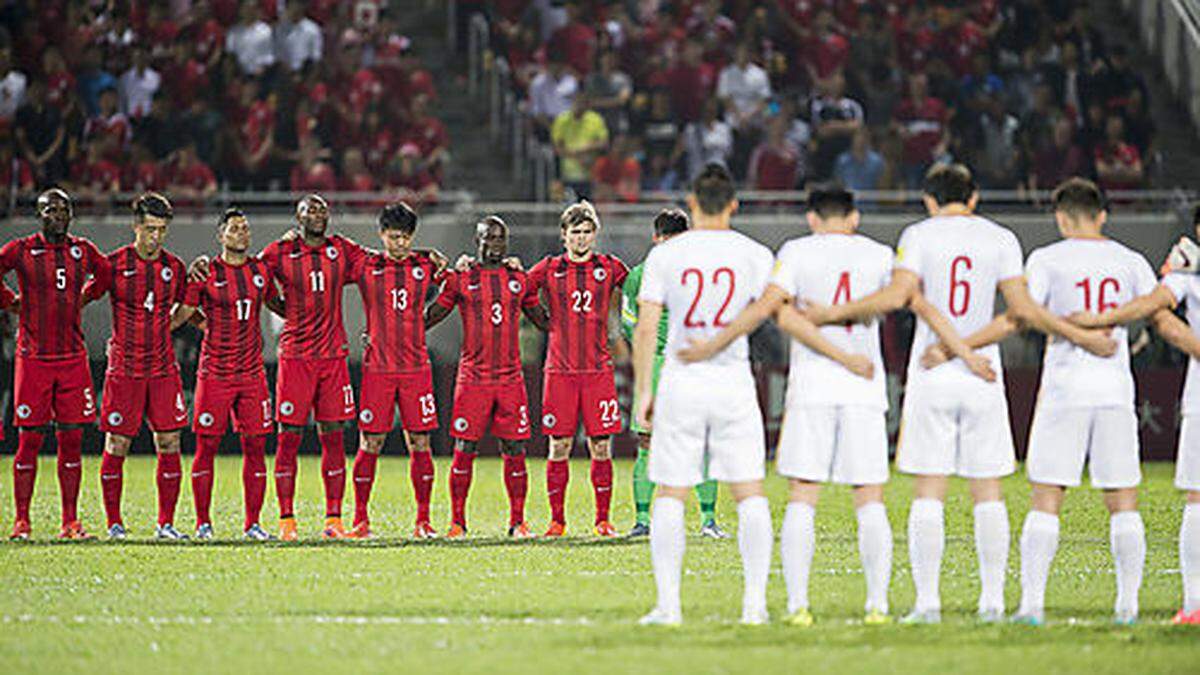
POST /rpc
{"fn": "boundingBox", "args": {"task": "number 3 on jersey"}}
[682,267,736,328]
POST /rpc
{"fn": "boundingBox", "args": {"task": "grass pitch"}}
[0,457,1196,674]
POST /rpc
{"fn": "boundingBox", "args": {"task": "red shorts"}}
[275,356,355,426]
[13,355,97,427]
[100,370,188,437]
[450,377,530,442]
[358,366,439,434]
[193,374,273,437]
[541,369,621,437]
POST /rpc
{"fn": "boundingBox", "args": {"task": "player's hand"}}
[6,297,19,315]
[503,256,524,271]
[843,354,875,380]
[427,248,449,274]
[635,392,654,431]
[188,255,211,282]
[454,254,475,272]
[964,352,997,383]
[920,343,950,369]
[799,299,834,325]
[1067,311,1105,328]
[675,337,719,363]
[1077,327,1118,358]
[280,228,300,243]
[1163,236,1200,275]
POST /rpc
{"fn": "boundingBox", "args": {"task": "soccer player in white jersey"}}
[804,165,1118,623]
[1065,202,1200,625]
[632,163,775,626]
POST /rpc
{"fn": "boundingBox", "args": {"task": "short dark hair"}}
[379,201,418,233]
[653,208,689,237]
[1052,177,1106,218]
[218,207,245,229]
[691,162,736,215]
[923,163,977,206]
[133,192,173,222]
[1192,203,1200,226]
[560,200,599,231]
[806,183,856,219]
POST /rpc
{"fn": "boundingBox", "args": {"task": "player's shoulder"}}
[162,248,185,268]
[107,243,134,262]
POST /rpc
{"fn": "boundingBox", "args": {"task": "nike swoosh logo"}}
[65,462,81,469]
[421,476,434,482]
[191,471,211,478]
[509,472,526,478]
[122,270,137,277]
[162,472,182,480]
[29,249,45,256]
[213,281,228,287]
[325,469,346,477]
[451,469,470,475]
[553,271,567,278]
[354,477,373,483]
[14,464,32,470]
[467,284,481,290]
[289,251,304,258]
[597,487,611,493]
[372,269,386,275]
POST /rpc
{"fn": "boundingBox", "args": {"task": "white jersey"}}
[1159,273,1200,413]
[771,233,892,409]
[1026,238,1158,409]
[639,229,775,374]
[895,214,1024,403]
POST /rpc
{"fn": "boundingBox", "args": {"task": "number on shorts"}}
[342,384,354,408]
[948,255,972,317]
[681,267,737,328]
[143,290,155,312]
[262,399,271,422]
[599,398,618,425]
[419,393,436,417]
[235,298,253,321]
[570,289,593,313]
[1075,277,1121,313]
[490,301,503,325]
[310,270,326,292]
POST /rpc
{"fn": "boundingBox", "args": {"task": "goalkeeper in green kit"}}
[621,208,728,539]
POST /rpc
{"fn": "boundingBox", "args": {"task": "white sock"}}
[780,501,815,613]
[856,501,892,615]
[1182,503,1200,613]
[1110,510,1145,617]
[1017,510,1059,616]
[974,501,1010,613]
[737,496,773,617]
[908,498,944,613]
[649,497,686,617]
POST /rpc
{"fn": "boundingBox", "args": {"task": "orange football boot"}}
[279,516,299,542]
[543,521,566,538]
[58,521,94,540]
[346,521,372,539]
[446,522,468,539]
[9,518,31,540]
[412,521,438,539]
[322,517,349,539]
[508,522,534,539]
[594,520,619,537]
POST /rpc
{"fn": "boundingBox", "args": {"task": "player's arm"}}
[523,303,549,331]
[632,299,663,430]
[265,295,285,319]
[909,293,996,381]
[424,302,453,328]
[0,283,17,314]
[425,272,458,328]
[81,264,112,304]
[619,278,639,343]
[922,312,1021,368]
[804,269,920,326]
[170,303,198,331]
[1070,285,1177,328]
[998,277,1117,356]
[676,284,789,363]
[1151,309,1200,360]
[775,303,874,379]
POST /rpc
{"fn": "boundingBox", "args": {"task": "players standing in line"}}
[1050,201,1200,625]
[84,193,190,540]
[349,202,448,539]
[622,208,727,539]
[804,165,1118,623]
[170,208,284,540]
[425,216,548,538]
[0,188,110,540]
[525,201,628,537]
[632,163,776,625]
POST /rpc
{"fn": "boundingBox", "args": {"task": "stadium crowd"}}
[480,0,1155,200]
[0,0,448,208]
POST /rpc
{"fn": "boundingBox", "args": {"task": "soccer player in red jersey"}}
[171,208,284,540]
[83,193,190,540]
[425,216,548,538]
[349,202,449,539]
[0,188,110,540]
[525,201,629,537]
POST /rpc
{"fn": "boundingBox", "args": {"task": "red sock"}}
[192,435,220,527]
[449,450,475,527]
[55,428,83,525]
[275,430,302,518]
[319,429,346,518]
[590,458,614,524]
[503,454,528,527]
[241,435,267,531]
[546,459,569,525]
[156,452,183,526]
[352,449,378,527]
[100,451,125,527]
[13,431,43,522]
[410,450,434,523]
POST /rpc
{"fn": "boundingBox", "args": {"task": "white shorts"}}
[776,405,889,485]
[1175,414,1200,491]
[648,367,766,488]
[896,395,1015,478]
[1026,405,1140,489]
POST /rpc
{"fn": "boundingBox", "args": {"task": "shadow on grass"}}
[2,534,654,550]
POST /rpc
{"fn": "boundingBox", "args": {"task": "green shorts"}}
[630,354,664,435]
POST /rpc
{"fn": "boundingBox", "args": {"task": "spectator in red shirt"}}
[1095,114,1144,192]
[548,2,597,77]
[83,87,131,159]
[163,42,211,111]
[807,9,850,88]
[236,78,274,188]
[591,134,641,203]
[168,141,218,203]
[1029,117,1087,194]
[289,136,337,192]
[666,40,716,124]
[122,140,167,192]
[42,48,75,110]
[339,147,376,191]
[390,142,439,206]
[892,72,949,189]
[70,138,121,201]
[747,115,802,191]
[401,94,448,173]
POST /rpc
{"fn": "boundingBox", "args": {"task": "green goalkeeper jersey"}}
[620,262,669,356]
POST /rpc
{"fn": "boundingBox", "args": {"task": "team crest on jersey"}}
[107,412,123,427]
[542,413,557,429]
[16,404,31,419]
[453,417,469,432]
[326,246,339,260]
[198,412,215,428]
[161,267,174,283]
[280,401,295,416]
[593,267,607,282]
[69,245,82,260]
[413,267,426,281]
[508,279,522,294]
[252,274,265,288]
[359,409,374,424]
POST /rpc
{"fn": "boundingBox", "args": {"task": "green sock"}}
[633,446,653,526]
[695,479,718,524]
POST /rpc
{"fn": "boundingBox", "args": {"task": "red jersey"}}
[0,232,109,360]
[526,253,628,373]
[183,255,277,379]
[260,234,367,360]
[894,96,948,165]
[355,250,442,373]
[435,265,539,383]
[86,245,187,378]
